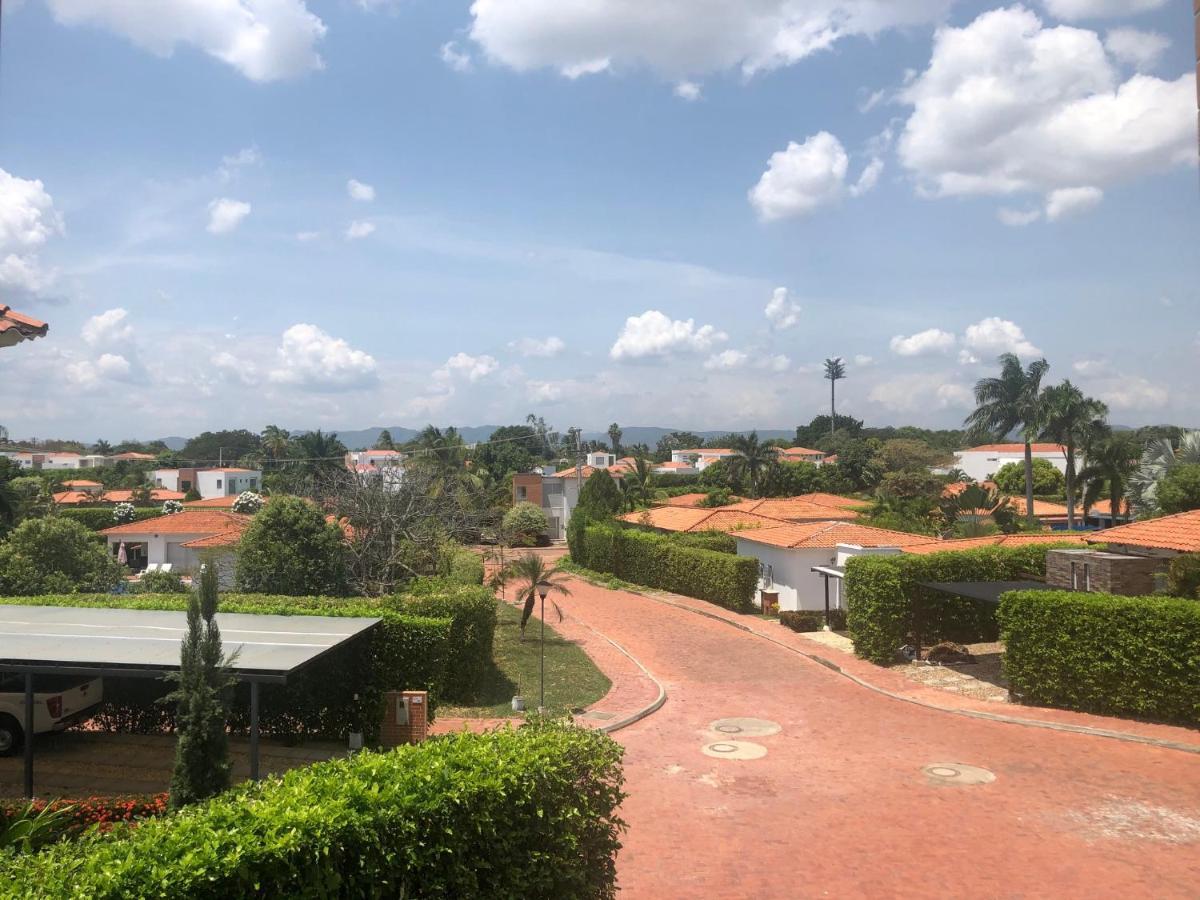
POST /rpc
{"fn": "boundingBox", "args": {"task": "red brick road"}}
[548,576,1200,899]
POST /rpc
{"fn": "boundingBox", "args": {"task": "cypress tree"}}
[167,563,235,808]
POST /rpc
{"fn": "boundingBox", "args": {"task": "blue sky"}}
[0,0,1196,441]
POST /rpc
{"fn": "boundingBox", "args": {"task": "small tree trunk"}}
[830,381,836,440]
[1065,443,1076,531]
[1024,440,1036,527]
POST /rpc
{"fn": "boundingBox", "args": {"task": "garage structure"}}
[0,605,380,798]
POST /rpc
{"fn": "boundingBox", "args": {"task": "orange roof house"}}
[1087,509,1200,555]
[101,510,253,573]
[723,496,863,522]
[734,521,921,550]
[899,533,1092,555]
[0,304,48,348]
[618,506,783,533]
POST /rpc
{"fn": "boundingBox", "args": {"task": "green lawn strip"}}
[440,601,611,719]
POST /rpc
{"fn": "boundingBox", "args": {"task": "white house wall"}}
[952,450,1068,483]
[735,539,839,612]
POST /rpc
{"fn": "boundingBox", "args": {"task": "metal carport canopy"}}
[919,581,1055,605]
[0,605,381,797]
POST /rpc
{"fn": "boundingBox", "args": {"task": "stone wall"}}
[1045,549,1164,596]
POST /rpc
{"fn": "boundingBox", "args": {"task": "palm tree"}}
[503,553,572,641]
[1039,381,1108,530]
[1078,432,1141,524]
[964,353,1050,527]
[91,439,113,455]
[823,358,846,440]
[292,430,348,485]
[373,429,396,451]
[939,483,1016,537]
[260,425,291,464]
[728,432,778,498]
[607,423,622,456]
[1129,430,1200,516]
[626,456,656,507]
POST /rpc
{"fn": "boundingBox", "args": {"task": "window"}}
[181,480,191,491]
[216,479,222,490]
[249,478,257,488]
[516,486,527,500]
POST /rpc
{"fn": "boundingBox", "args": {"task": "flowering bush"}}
[112,503,138,525]
[161,499,184,515]
[0,793,168,839]
[231,491,264,514]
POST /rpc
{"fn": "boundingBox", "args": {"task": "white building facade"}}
[945,443,1068,483]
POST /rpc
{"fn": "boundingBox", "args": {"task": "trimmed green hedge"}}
[55,508,162,531]
[780,609,847,632]
[0,581,499,739]
[844,544,1082,665]
[0,722,626,899]
[668,530,738,555]
[574,524,757,612]
[441,546,486,585]
[999,589,1200,725]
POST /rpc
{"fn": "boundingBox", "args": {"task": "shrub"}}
[567,470,625,561]
[993,458,1065,497]
[0,517,125,596]
[1157,463,1200,515]
[1166,553,1200,599]
[392,578,497,702]
[183,488,201,502]
[0,794,168,840]
[111,503,138,525]
[56,508,160,531]
[670,530,737,555]
[133,570,187,594]
[0,722,626,899]
[0,592,456,740]
[779,609,847,632]
[230,490,264,514]
[161,499,183,515]
[575,524,757,612]
[441,546,485,585]
[503,501,549,545]
[844,544,1079,665]
[235,495,349,596]
[999,589,1200,725]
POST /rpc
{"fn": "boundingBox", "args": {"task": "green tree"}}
[502,552,572,641]
[1039,381,1108,529]
[877,439,952,474]
[624,457,656,507]
[289,430,349,488]
[260,425,291,463]
[1079,432,1141,523]
[566,470,625,559]
[90,439,113,455]
[0,517,125,595]
[964,353,1050,526]
[235,496,349,596]
[166,563,235,808]
[823,358,847,441]
[654,431,704,461]
[472,425,539,479]
[760,461,821,498]
[607,423,622,456]
[1129,430,1200,516]
[181,430,262,466]
[794,415,862,449]
[727,432,778,498]
[938,483,1016,537]
[373,429,396,451]
[0,457,20,534]
[831,439,883,491]
[503,501,549,546]
[1156,463,1200,515]
[993,459,1065,497]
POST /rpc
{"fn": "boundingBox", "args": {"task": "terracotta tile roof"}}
[1087,509,1200,553]
[52,491,96,506]
[0,304,49,345]
[208,467,257,473]
[735,521,921,549]
[656,493,734,508]
[652,461,695,469]
[900,533,1092,555]
[101,489,187,503]
[62,480,102,488]
[550,464,624,480]
[111,452,156,461]
[778,446,825,460]
[1086,498,1130,516]
[965,443,1066,454]
[618,506,784,533]
[184,494,270,508]
[101,509,251,537]
[1003,497,1069,518]
[180,531,243,549]
[722,497,861,522]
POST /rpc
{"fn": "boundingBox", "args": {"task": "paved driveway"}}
[551,577,1200,899]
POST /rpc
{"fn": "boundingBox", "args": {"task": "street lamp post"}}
[536,579,551,711]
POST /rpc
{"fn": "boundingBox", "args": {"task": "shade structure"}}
[919,581,1055,606]
[0,605,381,797]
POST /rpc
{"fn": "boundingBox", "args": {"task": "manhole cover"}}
[922,763,996,785]
[709,717,781,738]
[702,740,768,760]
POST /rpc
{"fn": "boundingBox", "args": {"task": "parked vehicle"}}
[0,675,103,756]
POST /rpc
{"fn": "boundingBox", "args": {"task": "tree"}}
[607,423,622,456]
[90,439,113,455]
[877,439,953,474]
[288,430,349,490]
[0,517,125,595]
[1079,432,1141,523]
[503,502,549,546]
[0,458,19,535]
[760,461,821,498]
[823,358,847,440]
[794,415,862,449]
[831,439,883,491]
[472,425,539,479]
[235,496,349,596]
[654,431,704,462]
[373,429,396,451]
[503,553,572,641]
[1156,464,1200,515]
[624,457,656,507]
[260,425,291,463]
[1039,381,1108,529]
[181,430,262,466]
[166,563,234,808]
[727,432,778,498]
[566,470,625,559]
[1129,430,1200,516]
[938,483,1016,537]
[964,353,1050,526]
[993,459,1065,497]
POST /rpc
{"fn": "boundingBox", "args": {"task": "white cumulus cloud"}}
[1037,0,1166,21]
[897,7,1194,217]
[961,317,1042,362]
[437,352,500,382]
[0,168,64,298]
[268,323,378,389]
[44,0,326,82]
[1105,28,1169,71]
[347,179,375,202]
[610,309,726,361]
[345,220,376,240]
[206,198,251,234]
[998,207,1043,227]
[764,287,801,330]
[869,373,973,413]
[1093,376,1169,410]
[703,349,748,371]
[749,132,848,220]
[82,308,133,346]
[508,335,565,358]
[674,81,702,101]
[66,353,132,389]
[890,327,956,356]
[1045,186,1104,220]
[441,41,473,72]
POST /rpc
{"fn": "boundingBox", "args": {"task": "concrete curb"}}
[564,572,1200,756]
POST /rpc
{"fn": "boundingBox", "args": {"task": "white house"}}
[101,509,251,581]
[943,443,1068,482]
[670,448,738,471]
[586,451,616,468]
[733,522,918,612]
[195,468,261,499]
[512,470,583,541]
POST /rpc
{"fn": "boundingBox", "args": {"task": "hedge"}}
[0,582,500,739]
[54,508,162,531]
[441,546,485,586]
[0,722,626,899]
[779,609,847,632]
[667,530,738,555]
[574,524,757,612]
[999,589,1200,726]
[844,544,1082,665]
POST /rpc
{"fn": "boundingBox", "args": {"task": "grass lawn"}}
[440,602,611,719]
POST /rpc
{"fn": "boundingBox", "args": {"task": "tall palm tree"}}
[503,553,573,641]
[1078,432,1141,524]
[964,353,1050,527]
[1129,430,1200,516]
[293,430,348,484]
[91,439,113,455]
[260,425,291,465]
[626,456,656,507]
[1039,381,1108,530]
[728,432,778,498]
[607,423,623,456]
[823,358,846,440]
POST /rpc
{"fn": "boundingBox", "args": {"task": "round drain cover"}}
[709,717,781,738]
[922,763,996,785]
[702,740,768,760]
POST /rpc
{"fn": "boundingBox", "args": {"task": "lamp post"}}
[536,579,551,711]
